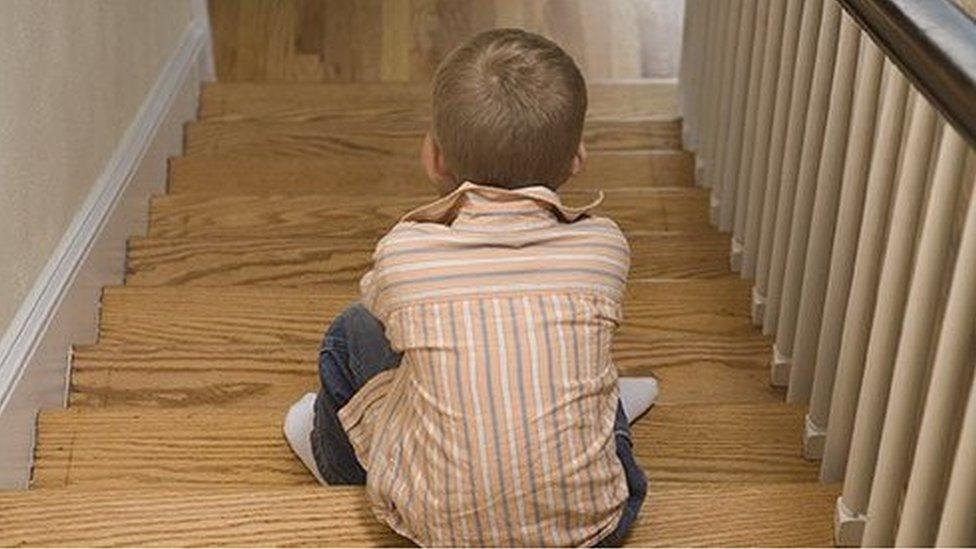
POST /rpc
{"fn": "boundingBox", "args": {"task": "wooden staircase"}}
[0,82,839,547]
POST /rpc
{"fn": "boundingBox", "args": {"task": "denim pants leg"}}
[310,303,403,485]
[597,404,649,547]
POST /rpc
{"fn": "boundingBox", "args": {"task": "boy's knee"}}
[317,358,350,409]
[323,303,385,352]
[334,303,385,338]
[319,303,398,405]
[318,305,371,403]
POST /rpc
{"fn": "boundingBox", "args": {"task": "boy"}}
[284,29,658,546]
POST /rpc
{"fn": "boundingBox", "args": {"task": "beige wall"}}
[0,0,195,332]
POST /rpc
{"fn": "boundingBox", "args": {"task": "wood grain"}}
[167,151,696,195]
[18,3,836,543]
[125,232,732,287]
[70,333,775,409]
[208,0,684,82]
[96,280,757,347]
[0,486,407,547]
[197,81,678,123]
[182,118,683,159]
[0,482,838,547]
[31,403,817,489]
[147,189,711,239]
[70,344,320,409]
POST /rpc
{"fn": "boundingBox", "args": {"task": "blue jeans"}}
[310,303,647,545]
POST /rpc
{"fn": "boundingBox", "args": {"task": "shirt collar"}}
[400,181,604,225]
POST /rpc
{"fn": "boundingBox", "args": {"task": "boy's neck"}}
[436,179,566,197]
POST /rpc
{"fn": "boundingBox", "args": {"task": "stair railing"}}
[678,0,976,546]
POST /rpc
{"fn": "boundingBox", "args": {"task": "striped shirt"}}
[339,182,631,546]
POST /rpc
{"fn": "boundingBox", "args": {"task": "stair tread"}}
[32,403,818,489]
[125,232,732,287]
[97,280,757,347]
[183,118,682,159]
[70,335,776,409]
[198,81,679,123]
[147,188,711,239]
[167,151,695,195]
[15,49,833,547]
[0,482,837,547]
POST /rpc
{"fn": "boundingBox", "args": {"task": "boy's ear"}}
[422,133,457,195]
[570,142,588,176]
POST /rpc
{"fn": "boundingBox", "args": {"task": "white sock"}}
[283,392,328,485]
[619,377,659,424]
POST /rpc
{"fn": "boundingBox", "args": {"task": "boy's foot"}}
[283,392,328,485]
[619,377,659,424]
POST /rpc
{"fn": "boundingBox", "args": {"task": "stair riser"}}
[167,152,696,195]
[70,334,774,409]
[198,82,679,123]
[32,404,818,490]
[0,483,839,547]
[146,189,711,239]
[96,281,757,347]
[125,234,733,286]
[183,119,682,159]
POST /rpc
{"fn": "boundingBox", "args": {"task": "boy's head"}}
[424,28,588,193]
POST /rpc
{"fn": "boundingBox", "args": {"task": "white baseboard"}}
[0,17,212,489]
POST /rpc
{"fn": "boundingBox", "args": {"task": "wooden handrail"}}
[836,0,976,146]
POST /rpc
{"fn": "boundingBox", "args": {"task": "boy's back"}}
[284,28,653,547]
[342,182,631,546]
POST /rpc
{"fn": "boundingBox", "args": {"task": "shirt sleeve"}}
[359,268,380,316]
[358,223,405,321]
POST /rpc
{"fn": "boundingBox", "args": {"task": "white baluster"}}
[935,365,976,546]
[709,0,745,224]
[678,0,701,150]
[753,0,823,326]
[678,0,693,145]
[805,36,884,460]
[836,93,938,547]
[760,0,826,341]
[698,0,727,189]
[740,0,792,278]
[907,162,976,548]
[820,61,909,486]
[767,0,839,385]
[688,0,709,153]
[750,0,806,319]
[864,128,969,545]
[785,12,860,405]
[717,0,760,234]
[730,0,773,271]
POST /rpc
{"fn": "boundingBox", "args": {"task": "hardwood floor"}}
[69,334,779,410]
[197,81,679,121]
[182,117,683,157]
[0,483,837,547]
[125,233,733,286]
[146,189,711,239]
[0,12,841,542]
[167,151,696,194]
[208,0,685,82]
[31,403,817,489]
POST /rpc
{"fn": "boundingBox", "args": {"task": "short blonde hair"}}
[432,29,587,190]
